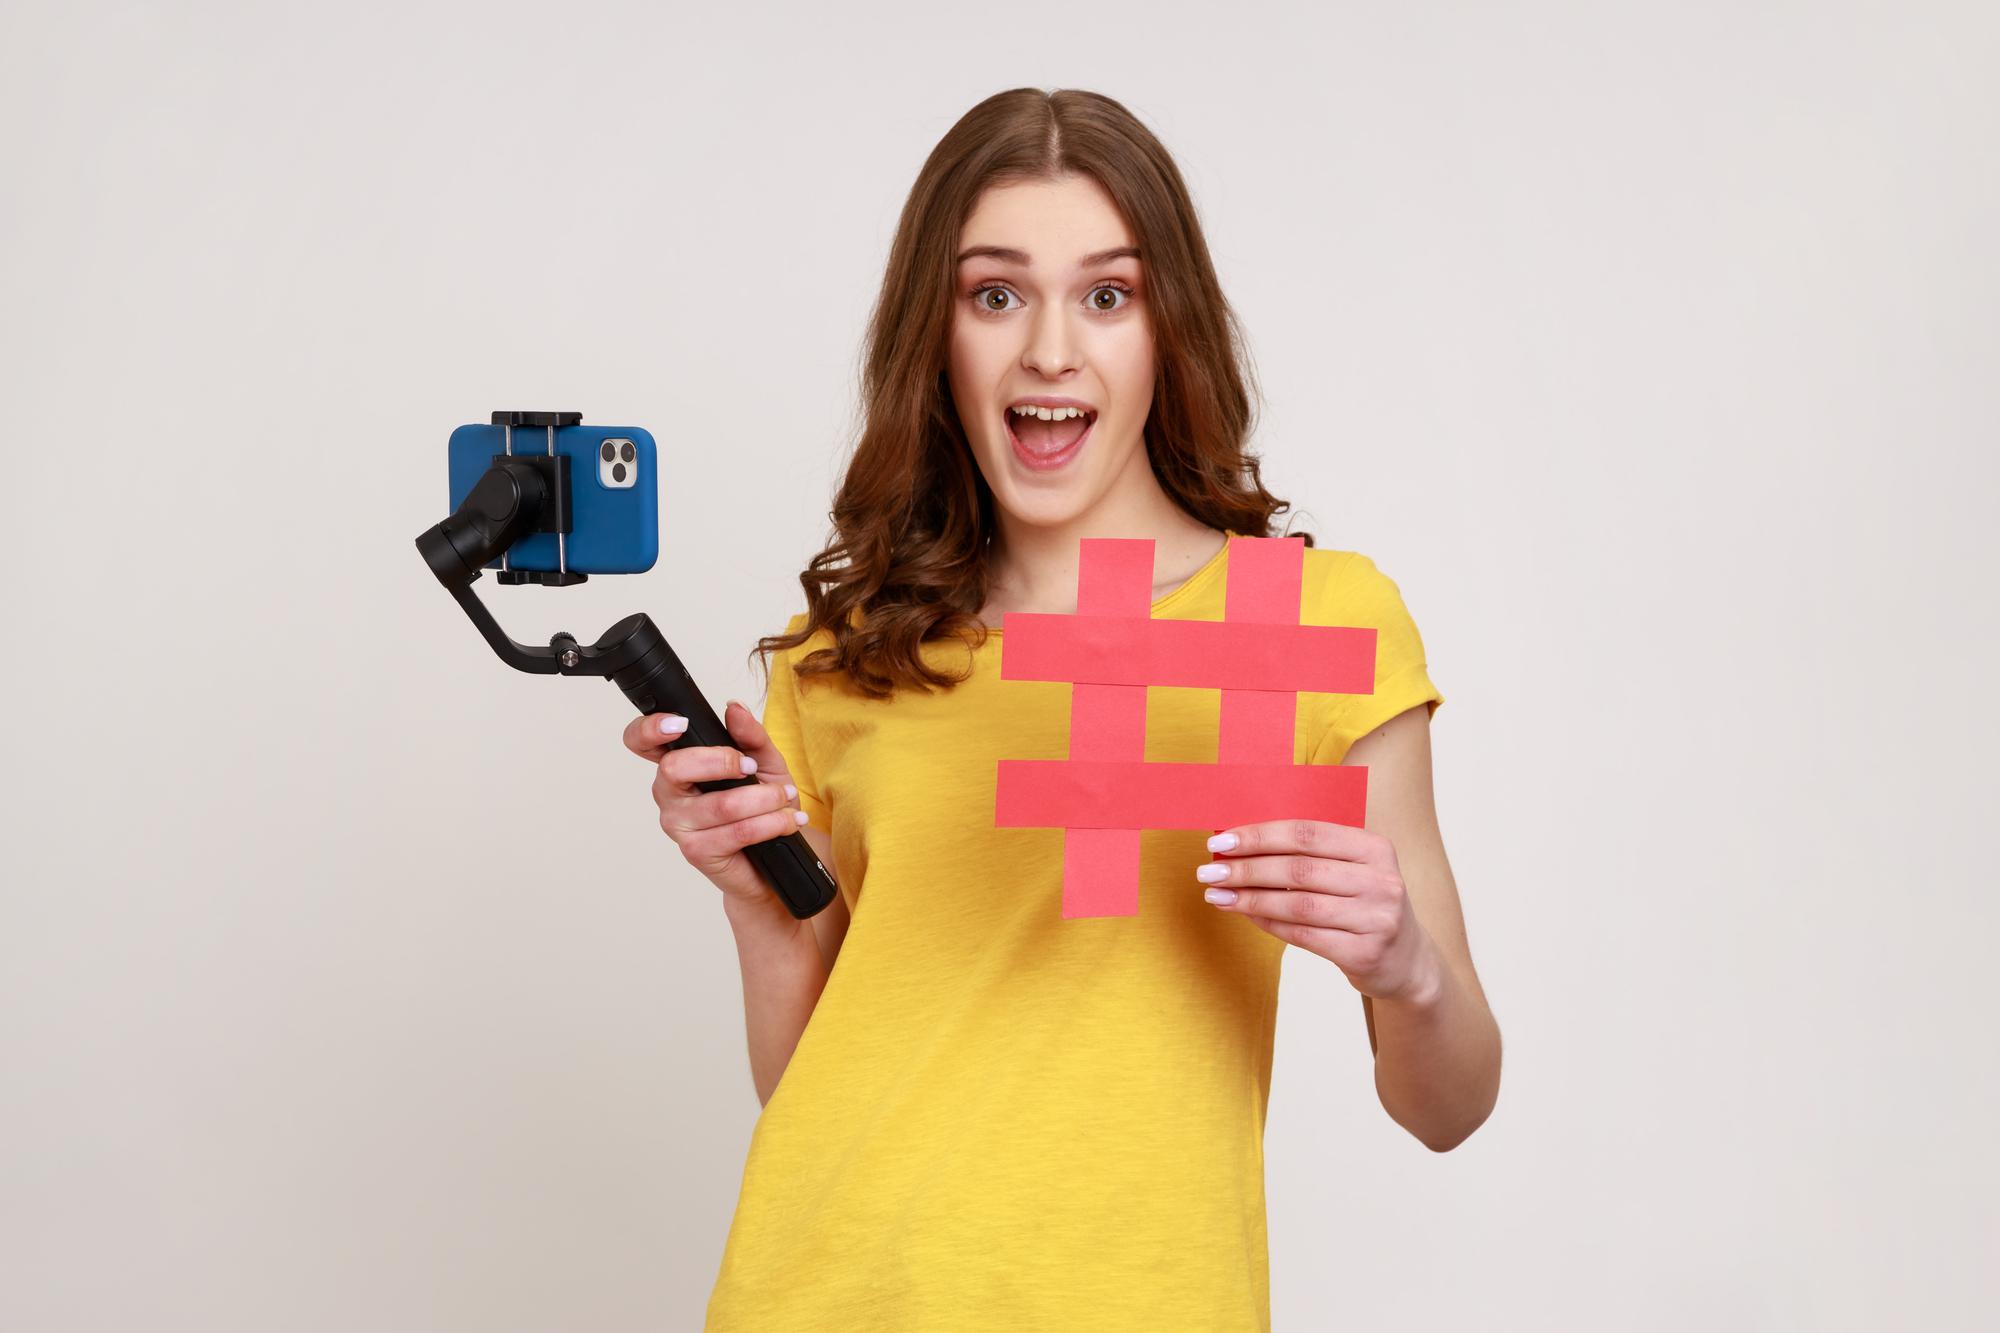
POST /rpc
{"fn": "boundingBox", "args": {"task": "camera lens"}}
[600,442,616,462]
[620,442,635,463]
[613,462,627,483]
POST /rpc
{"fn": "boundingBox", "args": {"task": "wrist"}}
[724,891,809,949]
[1384,937,1450,1014]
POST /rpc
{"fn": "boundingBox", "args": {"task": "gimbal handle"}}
[414,414,839,920]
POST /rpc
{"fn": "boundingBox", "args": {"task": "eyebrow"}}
[955,244,1141,268]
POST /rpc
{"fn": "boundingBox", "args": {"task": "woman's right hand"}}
[622,699,811,910]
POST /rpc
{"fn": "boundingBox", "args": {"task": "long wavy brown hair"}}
[754,87,1312,700]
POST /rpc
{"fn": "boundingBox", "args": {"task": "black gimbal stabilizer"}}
[414,411,839,920]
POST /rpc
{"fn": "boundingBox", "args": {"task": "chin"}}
[997,484,1100,529]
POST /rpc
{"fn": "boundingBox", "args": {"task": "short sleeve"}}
[760,614,832,830]
[1307,553,1444,765]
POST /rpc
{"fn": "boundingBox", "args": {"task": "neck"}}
[981,485,1227,620]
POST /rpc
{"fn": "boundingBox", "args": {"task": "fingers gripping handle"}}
[612,628,839,920]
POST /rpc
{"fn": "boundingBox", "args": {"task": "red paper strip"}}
[1062,830,1139,920]
[996,760,1368,830]
[999,616,1376,693]
[1220,536,1305,768]
[1062,539,1153,916]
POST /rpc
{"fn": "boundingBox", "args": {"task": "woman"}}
[623,87,1501,1332]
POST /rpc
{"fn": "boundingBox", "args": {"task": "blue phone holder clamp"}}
[489,410,586,586]
[414,410,840,920]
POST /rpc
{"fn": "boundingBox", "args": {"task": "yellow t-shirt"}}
[706,534,1444,1331]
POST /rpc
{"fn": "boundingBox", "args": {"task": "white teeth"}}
[1010,404,1089,421]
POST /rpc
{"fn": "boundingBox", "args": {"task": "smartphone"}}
[447,422,659,574]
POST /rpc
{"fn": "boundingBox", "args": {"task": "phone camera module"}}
[599,438,637,489]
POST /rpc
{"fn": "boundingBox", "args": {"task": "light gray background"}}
[4,2,1994,1329]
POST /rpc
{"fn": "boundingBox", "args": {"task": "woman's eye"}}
[1089,285,1131,312]
[972,284,1020,312]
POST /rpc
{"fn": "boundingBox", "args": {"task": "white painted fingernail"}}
[784,783,797,800]
[659,715,687,736]
[740,755,758,774]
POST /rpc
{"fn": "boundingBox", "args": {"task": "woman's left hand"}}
[1197,820,1443,1005]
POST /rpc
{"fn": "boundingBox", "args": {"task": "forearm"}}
[724,895,830,1107]
[1370,951,1502,1152]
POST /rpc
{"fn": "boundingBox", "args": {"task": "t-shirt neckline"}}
[975,528,1239,639]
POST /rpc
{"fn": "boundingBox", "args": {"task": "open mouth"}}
[1005,405,1096,470]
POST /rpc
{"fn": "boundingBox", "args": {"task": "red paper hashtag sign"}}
[994,535,1379,919]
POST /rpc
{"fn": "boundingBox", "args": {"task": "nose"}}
[1021,299,1082,378]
